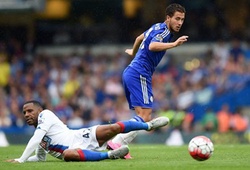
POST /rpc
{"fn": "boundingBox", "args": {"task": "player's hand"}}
[5,159,21,163]
[175,35,188,46]
[6,159,22,163]
[125,49,133,56]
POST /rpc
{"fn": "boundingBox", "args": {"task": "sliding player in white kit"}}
[6,100,169,163]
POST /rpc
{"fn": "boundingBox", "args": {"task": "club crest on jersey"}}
[38,117,45,124]
[155,34,163,42]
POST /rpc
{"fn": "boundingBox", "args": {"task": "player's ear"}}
[37,107,43,113]
[166,15,171,21]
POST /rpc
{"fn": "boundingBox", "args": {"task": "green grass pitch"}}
[1,144,250,170]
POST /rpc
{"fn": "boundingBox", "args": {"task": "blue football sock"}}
[117,120,149,133]
[78,149,108,161]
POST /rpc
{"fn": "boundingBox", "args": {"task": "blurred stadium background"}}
[0,0,250,146]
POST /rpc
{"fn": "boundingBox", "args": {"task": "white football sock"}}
[112,131,139,145]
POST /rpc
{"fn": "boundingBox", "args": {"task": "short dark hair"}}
[23,100,44,109]
[166,3,186,17]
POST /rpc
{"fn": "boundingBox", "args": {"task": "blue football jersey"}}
[129,22,173,76]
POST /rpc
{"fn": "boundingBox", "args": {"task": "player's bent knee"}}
[112,123,122,134]
[63,149,80,162]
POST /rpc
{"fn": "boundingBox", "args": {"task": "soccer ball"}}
[188,136,214,161]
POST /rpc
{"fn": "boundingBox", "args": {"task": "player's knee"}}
[63,149,80,162]
[111,124,121,134]
[63,150,72,161]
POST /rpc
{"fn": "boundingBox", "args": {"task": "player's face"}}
[167,11,185,33]
[23,103,41,126]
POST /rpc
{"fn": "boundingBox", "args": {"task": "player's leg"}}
[95,117,169,147]
[96,120,150,147]
[111,107,152,146]
[113,70,152,142]
[62,145,129,161]
[109,108,167,146]
[108,71,155,158]
[134,107,152,122]
[62,115,168,162]
[107,114,169,159]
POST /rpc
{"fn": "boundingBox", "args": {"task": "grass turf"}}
[1,144,250,170]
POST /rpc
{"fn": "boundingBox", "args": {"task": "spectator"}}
[62,66,80,99]
[67,105,84,129]
[0,93,11,128]
[217,104,231,133]
[229,38,245,63]
[54,98,73,124]
[77,84,96,111]
[9,100,25,127]
[230,107,248,133]
[244,40,250,63]
[201,108,218,132]
[0,53,10,88]
[212,39,229,69]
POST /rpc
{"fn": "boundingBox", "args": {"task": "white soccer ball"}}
[188,135,214,161]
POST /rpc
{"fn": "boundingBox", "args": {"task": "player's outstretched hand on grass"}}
[5,159,20,163]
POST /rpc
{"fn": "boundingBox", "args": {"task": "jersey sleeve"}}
[37,110,56,132]
[150,24,165,43]
[27,145,47,162]
[15,129,46,163]
[150,24,172,43]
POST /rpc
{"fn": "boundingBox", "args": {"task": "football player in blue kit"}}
[108,3,188,158]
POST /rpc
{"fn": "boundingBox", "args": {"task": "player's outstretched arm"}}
[6,129,46,163]
[27,145,47,162]
[6,148,47,163]
[149,35,188,51]
[125,33,144,56]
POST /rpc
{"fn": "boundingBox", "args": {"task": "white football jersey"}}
[37,110,106,160]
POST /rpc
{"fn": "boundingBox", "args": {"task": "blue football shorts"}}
[122,66,153,110]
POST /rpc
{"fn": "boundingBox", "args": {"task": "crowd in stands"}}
[0,37,250,136]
